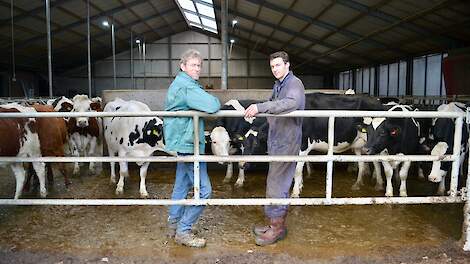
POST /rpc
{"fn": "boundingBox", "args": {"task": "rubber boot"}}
[255,215,287,246]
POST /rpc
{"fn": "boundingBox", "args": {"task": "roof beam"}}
[214,3,378,65]
[257,0,298,54]
[244,0,410,56]
[294,0,459,70]
[336,0,464,48]
[0,0,75,30]
[233,22,335,69]
[279,1,335,51]
[7,0,151,50]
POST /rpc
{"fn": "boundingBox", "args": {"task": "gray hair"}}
[180,49,203,66]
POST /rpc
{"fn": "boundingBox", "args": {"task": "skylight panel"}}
[201,17,217,29]
[184,11,201,24]
[196,2,215,18]
[177,0,196,12]
[175,0,218,34]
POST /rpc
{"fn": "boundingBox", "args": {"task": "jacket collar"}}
[177,71,198,84]
[275,71,293,87]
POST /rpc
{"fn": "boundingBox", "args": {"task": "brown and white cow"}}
[24,104,70,189]
[64,95,103,176]
[0,103,47,199]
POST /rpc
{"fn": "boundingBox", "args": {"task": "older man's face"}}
[270,57,289,81]
[181,57,202,80]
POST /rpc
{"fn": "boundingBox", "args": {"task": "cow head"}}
[363,117,401,155]
[72,94,92,128]
[90,97,103,112]
[210,126,231,163]
[240,123,268,170]
[427,118,454,183]
[52,96,74,113]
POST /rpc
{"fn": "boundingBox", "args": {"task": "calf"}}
[363,105,420,197]
[0,104,47,199]
[103,98,165,197]
[426,102,468,195]
[210,99,266,187]
[291,93,385,198]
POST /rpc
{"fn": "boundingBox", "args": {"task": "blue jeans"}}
[168,156,212,234]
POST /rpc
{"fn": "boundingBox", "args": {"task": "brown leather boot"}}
[255,215,287,246]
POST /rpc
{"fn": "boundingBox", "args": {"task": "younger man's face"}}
[270,57,290,81]
[181,57,202,80]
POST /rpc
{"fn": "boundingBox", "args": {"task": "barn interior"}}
[1,0,470,263]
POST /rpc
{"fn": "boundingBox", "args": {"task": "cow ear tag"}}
[152,129,159,136]
[238,136,244,141]
[361,128,367,133]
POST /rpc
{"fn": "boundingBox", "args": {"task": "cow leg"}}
[305,162,312,179]
[23,163,34,193]
[398,161,411,197]
[109,150,117,184]
[46,163,54,185]
[373,161,384,191]
[437,175,446,196]
[382,161,394,197]
[32,162,47,198]
[70,140,80,176]
[351,149,365,190]
[223,162,233,183]
[235,162,245,188]
[87,137,97,175]
[139,162,150,198]
[116,161,129,195]
[291,161,305,198]
[418,163,425,180]
[11,163,27,199]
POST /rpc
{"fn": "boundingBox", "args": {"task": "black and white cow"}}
[103,98,165,197]
[210,99,267,187]
[363,105,421,197]
[425,102,468,195]
[291,93,385,198]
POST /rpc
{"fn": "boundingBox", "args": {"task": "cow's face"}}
[428,142,449,183]
[241,126,267,170]
[90,97,103,112]
[363,118,400,155]
[72,95,92,127]
[52,96,74,113]
[427,118,454,183]
[210,126,231,161]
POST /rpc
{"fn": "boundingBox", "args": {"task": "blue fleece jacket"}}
[164,71,220,154]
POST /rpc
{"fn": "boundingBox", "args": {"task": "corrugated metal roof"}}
[0,0,468,74]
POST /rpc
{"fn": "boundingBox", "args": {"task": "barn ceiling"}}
[0,0,469,75]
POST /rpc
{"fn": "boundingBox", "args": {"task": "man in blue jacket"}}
[245,51,305,246]
[164,49,221,248]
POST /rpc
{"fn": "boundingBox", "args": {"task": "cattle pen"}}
[1,108,470,253]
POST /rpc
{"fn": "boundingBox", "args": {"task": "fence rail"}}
[1,108,470,250]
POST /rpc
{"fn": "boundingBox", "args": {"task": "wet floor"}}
[0,162,467,263]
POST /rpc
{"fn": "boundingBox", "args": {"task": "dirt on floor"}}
[0,162,469,263]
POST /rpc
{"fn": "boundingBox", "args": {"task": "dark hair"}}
[269,51,289,64]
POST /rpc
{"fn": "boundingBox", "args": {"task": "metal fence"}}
[0,109,469,249]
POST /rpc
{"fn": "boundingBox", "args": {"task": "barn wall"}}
[55,31,325,97]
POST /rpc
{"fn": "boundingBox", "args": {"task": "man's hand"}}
[244,104,259,118]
